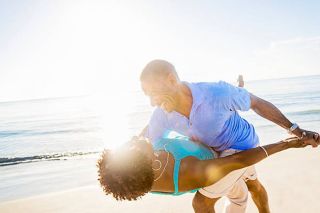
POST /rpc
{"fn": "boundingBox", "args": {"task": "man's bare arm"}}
[250,93,319,146]
[250,94,293,131]
[139,125,148,137]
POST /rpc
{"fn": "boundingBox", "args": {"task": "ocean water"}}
[0,75,319,202]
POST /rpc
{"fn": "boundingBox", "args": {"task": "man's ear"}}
[167,73,178,86]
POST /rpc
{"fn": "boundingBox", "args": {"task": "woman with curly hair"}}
[97,133,319,212]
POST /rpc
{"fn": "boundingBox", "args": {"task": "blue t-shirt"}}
[145,81,259,151]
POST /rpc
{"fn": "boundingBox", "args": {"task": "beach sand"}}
[0,148,319,213]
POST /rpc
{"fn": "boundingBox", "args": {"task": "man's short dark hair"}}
[97,148,154,201]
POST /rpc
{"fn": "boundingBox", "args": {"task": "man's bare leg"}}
[192,191,220,213]
[246,178,271,213]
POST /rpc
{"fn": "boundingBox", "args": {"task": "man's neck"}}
[174,83,193,118]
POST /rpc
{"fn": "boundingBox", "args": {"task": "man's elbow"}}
[249,93,259,111]
[250,94,268,112]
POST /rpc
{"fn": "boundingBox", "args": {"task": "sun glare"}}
[90,89,139,150]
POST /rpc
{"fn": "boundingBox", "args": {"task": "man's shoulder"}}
[191,81,232,99]
[192,81,231,91]
[151,107,167,118]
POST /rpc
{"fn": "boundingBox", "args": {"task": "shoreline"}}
[1,148,319,213]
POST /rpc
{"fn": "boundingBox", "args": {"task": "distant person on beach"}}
[97,133,319,213]
[138,59,319,213]
[237,75,244,87]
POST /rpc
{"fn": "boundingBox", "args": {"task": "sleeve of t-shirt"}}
[220,81,251,111]
[144,108,168,143]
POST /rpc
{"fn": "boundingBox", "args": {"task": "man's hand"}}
[139,125,148,137]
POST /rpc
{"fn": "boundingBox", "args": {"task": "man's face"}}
[141,77,177,112]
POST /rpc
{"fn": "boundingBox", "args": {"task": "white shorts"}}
[199,149,257,199]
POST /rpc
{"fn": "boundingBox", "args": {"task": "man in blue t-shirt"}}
[139,59,318,213]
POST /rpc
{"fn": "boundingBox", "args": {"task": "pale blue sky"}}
[0,0,319,101]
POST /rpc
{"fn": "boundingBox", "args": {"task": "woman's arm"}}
[192,136,319,188]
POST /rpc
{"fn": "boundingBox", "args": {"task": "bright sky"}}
[0,0,319,102]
